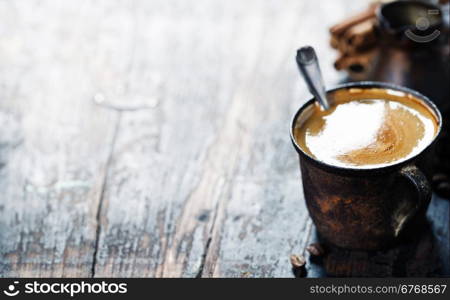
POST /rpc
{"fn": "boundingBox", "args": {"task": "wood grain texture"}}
[91,0,374,277]
[0,0,121,277]
[0,0,447,278]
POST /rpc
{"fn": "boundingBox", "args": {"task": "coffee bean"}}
[306,243,325,257]
[290,254,306,268]
[290,254,307,278]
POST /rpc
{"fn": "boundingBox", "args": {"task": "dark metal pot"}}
[290,82,442,250]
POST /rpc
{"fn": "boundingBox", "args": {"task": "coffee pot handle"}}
[393,165,432,237]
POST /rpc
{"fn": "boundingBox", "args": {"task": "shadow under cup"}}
[290,82,442,250]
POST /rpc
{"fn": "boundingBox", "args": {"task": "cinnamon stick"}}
[340,19,377,54]
[329,2,379,38]
[334,49,378,72]
[330,34,339,49]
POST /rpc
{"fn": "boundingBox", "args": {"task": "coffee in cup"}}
[294,87,439,168]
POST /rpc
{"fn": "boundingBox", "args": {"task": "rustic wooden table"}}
[0,0,448,278]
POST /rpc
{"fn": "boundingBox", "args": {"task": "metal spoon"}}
[296,46,330,110]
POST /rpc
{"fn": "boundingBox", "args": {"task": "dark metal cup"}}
[290,82,442,250]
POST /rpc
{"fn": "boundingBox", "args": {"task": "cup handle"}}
[393,165,431,237]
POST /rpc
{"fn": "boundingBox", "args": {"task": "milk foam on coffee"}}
[294,88,438,168]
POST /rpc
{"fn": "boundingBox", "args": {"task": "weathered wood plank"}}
[93,0,275,277]
[200,0,374,278]
[1,0,446,278]
[92,0,373,277]
[0,0,125,277]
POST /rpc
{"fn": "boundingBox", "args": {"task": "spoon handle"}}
[296,46,330,110]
